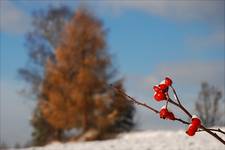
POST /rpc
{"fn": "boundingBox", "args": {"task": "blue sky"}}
[0,0,224,146]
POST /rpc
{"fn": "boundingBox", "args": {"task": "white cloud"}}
[186,30,225,51]
[96,0,224,24]
[0,0,30,34]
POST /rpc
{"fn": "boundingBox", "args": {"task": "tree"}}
[195,82,224,127]
[19,5,73,145]
[39,7,135,140]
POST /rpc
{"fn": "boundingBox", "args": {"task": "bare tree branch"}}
[111,85,159,114]
[198,128,225,135]
[111,84,225,145]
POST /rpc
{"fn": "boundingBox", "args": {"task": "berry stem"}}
[174,118,189,125]
[165,93,169,109]
[168,98,192,118]
[171,85,181,106]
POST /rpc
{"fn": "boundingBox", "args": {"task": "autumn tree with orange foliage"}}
[39,8,135,141]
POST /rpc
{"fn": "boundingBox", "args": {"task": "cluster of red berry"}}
[113,76,224,143]
[153,77,201,136]
[153,77,175,120]
[153,77,172,101]
[186,115,201,136]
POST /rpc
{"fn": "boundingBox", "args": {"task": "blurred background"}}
[0,0,224,148]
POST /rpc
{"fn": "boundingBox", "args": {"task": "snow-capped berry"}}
[165,77,173,86]
[153,85,160,92]
[191,115,201,127]
[154,91,166,101]
[186,115,201,136]
[186,124,198,136]
[159,107,168,119]
[159,106,175,120]
[158,84,168,91]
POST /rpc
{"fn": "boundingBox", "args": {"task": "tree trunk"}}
[55,129,62,141]
[83,108,88,131]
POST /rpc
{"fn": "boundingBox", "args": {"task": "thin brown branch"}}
[168,98,192,118]
[169,87,225,145]
[171,85,181,106]
[110,84,225,145]
[174,118,190,125]
[198,128,225,135]
[111,85,159,114]
[200,125,225,145]
[111,86,189,125]
[165,93,169,108]
[167,98,192,118]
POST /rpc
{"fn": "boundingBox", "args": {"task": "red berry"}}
[154,91,166,101]
[159,106,175,120]
[167,112,175,120]
[159,84,168,91]
[160,108,168,119]
[153,85,160,92]
[191,115,201,127]
[186,124,198,136]
[165,77,173,86]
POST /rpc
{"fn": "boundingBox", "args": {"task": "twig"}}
[112,85,190,125]
[110,85,159,114]
[168,88,225,145]
[174,118,189,125]
[168,98,192,118]
[110,84,225,145]
[200,125,225,145]
[165,93,169,108]
[171,85,181,106]
[198,128,225,135]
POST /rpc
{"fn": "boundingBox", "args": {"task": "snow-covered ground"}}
[14,129,225,150]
